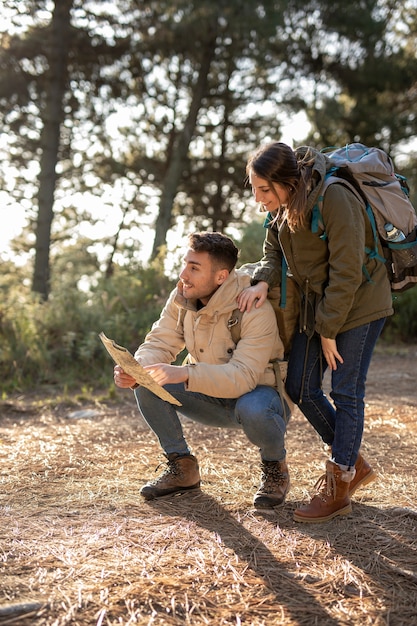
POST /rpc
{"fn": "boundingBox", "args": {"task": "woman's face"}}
[249,170,290,212]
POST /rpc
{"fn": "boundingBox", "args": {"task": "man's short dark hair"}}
[188,232,239,272]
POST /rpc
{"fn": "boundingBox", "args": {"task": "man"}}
[114,231,292,509]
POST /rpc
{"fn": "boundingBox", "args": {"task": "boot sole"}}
[253,498,286,511]
[253,479,290,511]
[293,502,352,523]
[140,482,201,501]
[349,469,376,497]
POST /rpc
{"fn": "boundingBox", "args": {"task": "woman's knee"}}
[285,376,302,403]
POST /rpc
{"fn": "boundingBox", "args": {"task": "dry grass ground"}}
[1,344,416,625]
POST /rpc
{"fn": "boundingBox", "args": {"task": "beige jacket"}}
[134,268,286,399]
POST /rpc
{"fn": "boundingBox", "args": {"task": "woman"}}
[237,142,394,523]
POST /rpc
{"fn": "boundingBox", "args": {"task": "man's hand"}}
[114,364,137,388]
[143,363,189,385]
[320,336,344,371]
[236,281,268,312]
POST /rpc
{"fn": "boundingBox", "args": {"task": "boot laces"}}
[152,456,183,484]
[260,462,286,493]
[313,469,337,501]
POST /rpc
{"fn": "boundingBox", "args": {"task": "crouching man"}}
[114,231,292,510]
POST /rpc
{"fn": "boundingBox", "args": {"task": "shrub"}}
[383,288,417,343]
[0,261,175,392]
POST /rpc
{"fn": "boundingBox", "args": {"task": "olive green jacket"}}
[252,148,394,339]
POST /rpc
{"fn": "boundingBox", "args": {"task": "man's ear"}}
[216,269,229,285]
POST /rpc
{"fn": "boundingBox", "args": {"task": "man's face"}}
[179,249,228,305]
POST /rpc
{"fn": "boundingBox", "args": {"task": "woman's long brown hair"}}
[246,142,316,231]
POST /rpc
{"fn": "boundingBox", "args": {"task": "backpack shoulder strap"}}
[182,307,244,347]
[311,170,343,239]
[312,172,385,280]
[182,307,243,364]
[227,308,244,344]
[312,169,366,238]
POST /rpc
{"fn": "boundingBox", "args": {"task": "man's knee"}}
[236,390,284,425]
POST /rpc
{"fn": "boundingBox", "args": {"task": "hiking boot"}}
[349,453,376,496]
[293,460,354,523]
[327,446,377,497]
[253,459,290,509]
[140,453,200,500]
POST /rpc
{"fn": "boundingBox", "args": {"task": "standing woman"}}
[237,142,394,523]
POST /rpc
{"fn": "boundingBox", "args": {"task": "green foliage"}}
[3,0,416,300]
[1,0,417,389]
[2,230,417,395]
[235,220,266,266]
[0,260,175,393]
[383,289,417,342]
[93,259,175,353]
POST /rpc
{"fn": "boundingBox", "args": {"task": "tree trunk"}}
[150,33,217,260]
[32,0,72,300]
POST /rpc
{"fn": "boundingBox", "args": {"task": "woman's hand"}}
[320,336,344,371]
[236,281,269,312]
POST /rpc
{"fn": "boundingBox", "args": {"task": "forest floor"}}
[0,342,416,625]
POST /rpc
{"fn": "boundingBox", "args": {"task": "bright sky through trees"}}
[0,110,311,257]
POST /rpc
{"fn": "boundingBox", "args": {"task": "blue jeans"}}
[285,319,385,467]
[134,384,290,462]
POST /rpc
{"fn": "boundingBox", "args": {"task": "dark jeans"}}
[135,383,290,462]
[285,318,386,467]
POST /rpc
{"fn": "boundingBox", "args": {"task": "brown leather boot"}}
[293,460,354,523]
[328,446,377,496]
[349,453,376,496]
[140,453,201,500]
[253,459,290,509]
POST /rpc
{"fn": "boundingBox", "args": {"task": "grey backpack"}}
[313,143,417,292]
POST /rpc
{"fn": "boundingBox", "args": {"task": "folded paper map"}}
[99,332,182,406]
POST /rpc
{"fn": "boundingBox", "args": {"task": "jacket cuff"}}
[251,271,274,287]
